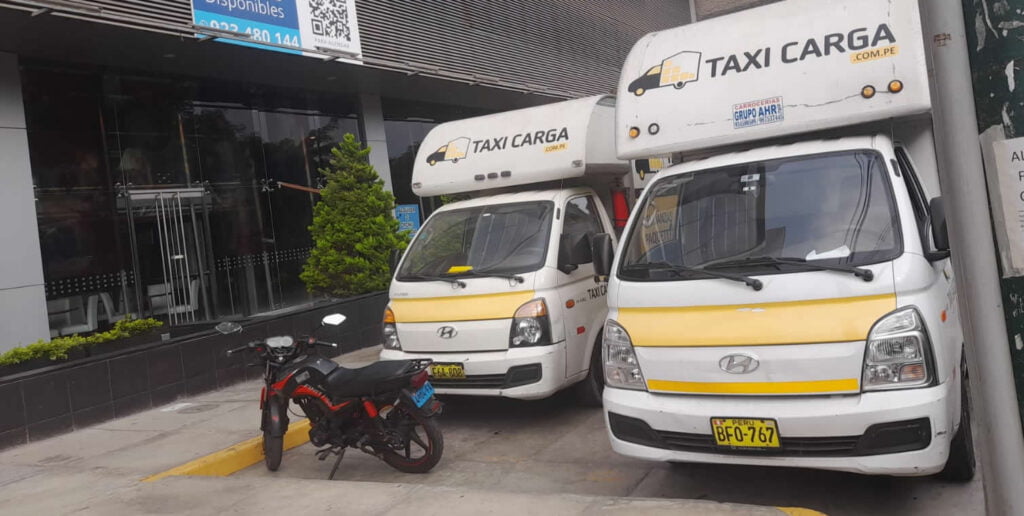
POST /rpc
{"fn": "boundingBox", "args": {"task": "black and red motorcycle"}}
[217,313,443,477]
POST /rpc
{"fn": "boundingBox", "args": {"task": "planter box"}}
[0,291,387,450]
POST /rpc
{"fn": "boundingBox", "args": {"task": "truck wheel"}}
[428,160,436,166]
[574,335,604,407]
[452,158,459,163]
[938,353,976,482]
[673,82,684,89]
[634,88,645,96]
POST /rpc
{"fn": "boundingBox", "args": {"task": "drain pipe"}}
[918,0,1024,513]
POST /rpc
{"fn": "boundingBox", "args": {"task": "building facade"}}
[0,0,691,350]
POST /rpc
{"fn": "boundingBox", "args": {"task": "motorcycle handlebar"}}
[226,341,260,356]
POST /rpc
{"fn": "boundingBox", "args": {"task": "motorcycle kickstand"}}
[328,447,346,480]
[314,446,347,480]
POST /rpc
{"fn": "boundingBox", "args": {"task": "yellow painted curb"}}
[143,419,312,482]
[777,508,828,516]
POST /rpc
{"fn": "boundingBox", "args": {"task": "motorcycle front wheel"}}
[262,403,285,471]
[381,405,444,474]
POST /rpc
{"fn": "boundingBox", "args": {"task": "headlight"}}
[862,308,932,391]
[603,320,646,390]
[509,298,552,347]
[382,306,401,350]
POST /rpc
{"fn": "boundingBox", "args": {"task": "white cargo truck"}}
[596,0,974,479]
[381,95,632,404]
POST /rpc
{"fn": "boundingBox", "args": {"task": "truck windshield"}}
[619,150,900,281]
[397,201,554,280]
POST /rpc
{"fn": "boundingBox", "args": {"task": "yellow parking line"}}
[777,508,828,516]
[142,419,312,482]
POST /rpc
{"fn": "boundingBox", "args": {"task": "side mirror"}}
[928,196,951,260]
[592,233,615,278]
[215,321,242,334]
[557,232,593,274]
[322,313,346,327]
[389,248,403,271]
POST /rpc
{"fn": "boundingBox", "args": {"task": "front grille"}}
[430,363,543,390]
[431,373,506,389]
[656,430,861,457]
[608,413,930,458]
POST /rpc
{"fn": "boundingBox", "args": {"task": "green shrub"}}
[301,134,410,297]
[0,316,164,366]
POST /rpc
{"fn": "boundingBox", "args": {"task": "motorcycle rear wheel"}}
[381,406,444,474]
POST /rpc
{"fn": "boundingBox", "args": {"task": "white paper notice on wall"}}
[989,135,1024,276]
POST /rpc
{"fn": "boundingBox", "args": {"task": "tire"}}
[634,88,645,96]
[429,160,437,166]
[574,336,604,407]
[938,353,976,482]
[263,430,283,471]
[381,406,444,474]
[673,82,684,89]
[262,401,286,471]
[452,158,459,163]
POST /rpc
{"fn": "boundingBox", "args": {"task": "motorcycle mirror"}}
[215,321,243,334]
[321,313,346,327]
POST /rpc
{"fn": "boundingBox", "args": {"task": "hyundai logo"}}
[719,353,759,374]
[437,326,458,339]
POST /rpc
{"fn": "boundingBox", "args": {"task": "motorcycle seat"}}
[324,360,417,398]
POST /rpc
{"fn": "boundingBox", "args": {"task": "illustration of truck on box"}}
[425,137,470,166]
[627,51,702,96]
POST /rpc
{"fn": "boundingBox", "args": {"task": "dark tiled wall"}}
[0,293,387,450]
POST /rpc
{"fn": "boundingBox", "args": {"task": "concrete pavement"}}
[0,346,812,515]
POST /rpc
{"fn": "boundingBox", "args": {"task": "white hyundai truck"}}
[596,0,974,479]
[380,96,632,404]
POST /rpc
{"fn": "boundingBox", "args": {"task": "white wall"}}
[0,52,49,351]
[358,93,394,193]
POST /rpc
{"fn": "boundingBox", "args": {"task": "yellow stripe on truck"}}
[647,378,860,395]
[391,291,536,323]
[619,294,895,347]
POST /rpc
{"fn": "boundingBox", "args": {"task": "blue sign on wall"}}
[191,0,362,59]
[396,204,421,233]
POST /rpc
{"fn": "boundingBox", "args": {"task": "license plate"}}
[411,382,435,408]
[430,363,465,379]
[711,418,780,448]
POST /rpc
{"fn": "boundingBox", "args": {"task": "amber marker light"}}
[888,80,904,93]
[628,127,640,139]
[861,85,876,99]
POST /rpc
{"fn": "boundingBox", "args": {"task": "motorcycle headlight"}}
[862,308,932,391]
[603,320,646,391]
[509,298,552,347]
[382,306,401,350]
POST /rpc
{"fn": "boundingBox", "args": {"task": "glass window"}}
[563,196,604,236]
[620,151,901,280]
[398,202,554,278]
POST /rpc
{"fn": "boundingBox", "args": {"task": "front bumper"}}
[380,342,567,400]
[603,378,958,476]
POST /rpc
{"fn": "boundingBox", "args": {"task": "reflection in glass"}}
[620,151,900,281]
[398,201,555,278]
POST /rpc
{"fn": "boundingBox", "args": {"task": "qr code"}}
[309,0,352,42]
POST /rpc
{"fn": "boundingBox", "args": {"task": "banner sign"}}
[396,204,421,233]
[191,0,362,61]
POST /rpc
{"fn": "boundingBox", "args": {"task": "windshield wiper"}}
[622,261,763,291]
[399,274,466,288]
[460,269,526,284]
[706,256,874,282]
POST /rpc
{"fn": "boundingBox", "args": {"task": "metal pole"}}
[919,1,1024,513]
[688,0,698,23]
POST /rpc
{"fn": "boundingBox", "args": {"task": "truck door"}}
[557,195,609,378]
[894,146,961,357]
